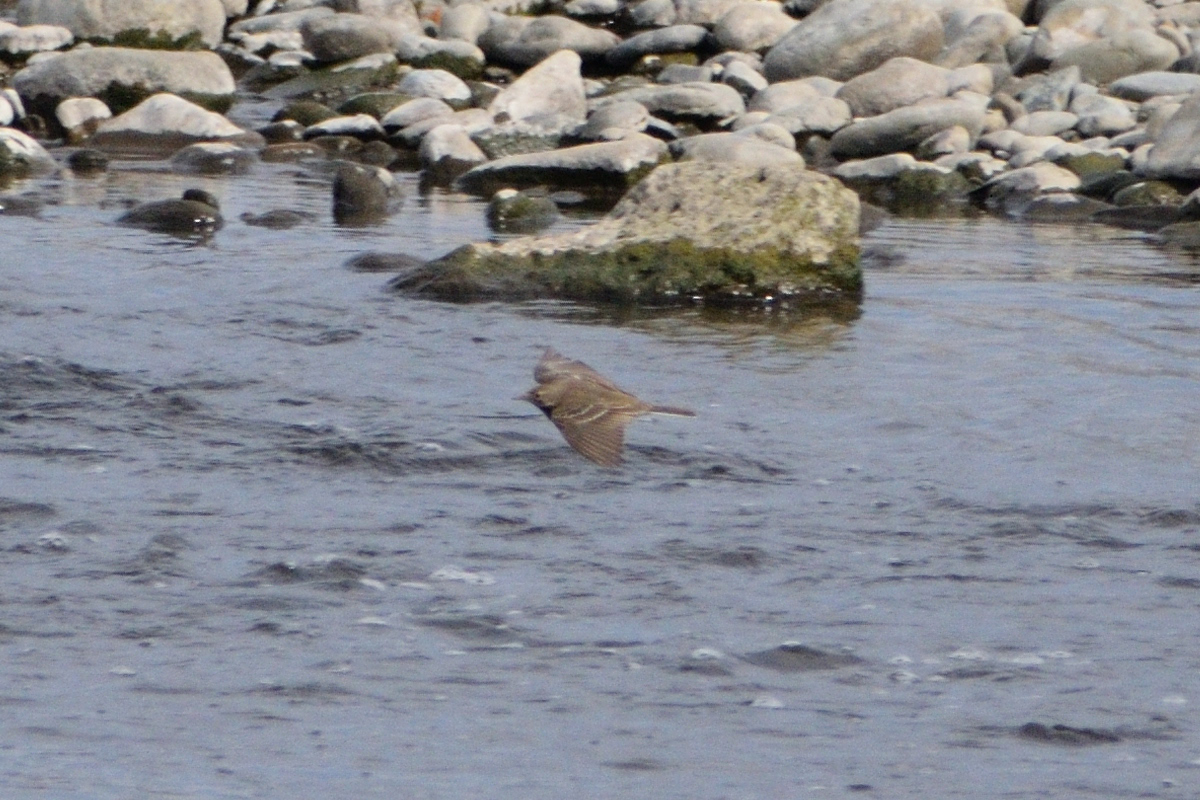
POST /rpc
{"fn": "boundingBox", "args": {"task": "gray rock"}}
[1024,0,1155,66]
[574,100,650,141]
[304,113,387,140]
[394,160,862,304]
[916,124,971,159]
[565,0,622,16]
[629,0,676,27]
[1014,65,1080,112]
[116,189,223,235]
[720,60,769,97]
[1010,110,1078,136]
[55,96,111,143]
[835,57,951,118]
[380,97,454,131]
[455,132,668,196]
[392,107,491,148]
[396,69,472,103]
[655,64,713,85]
[1108,71,1200,102]
[712,2,797,53]
[419,123,488,180]
[605,24,709,69]
[241,209,315,229]
[0,127,56,174]
[488,49,586,125]
[829,96,987,160]
[229,7,335,36]
[439,3,490,44]
[979,161,1082,214]
[763,0,944,82]
[17,0,227,47]
[90,93,264,155]
[170,141,259,174]
[470,119,567,159]
[1142,91,1200,180]
[11,47,236,114]
[1050,27,1178,84]
[0,23,73,57]
[936,10,1024,68]
[669,128,804,167]
[1070,93,1135,137]
[479,15,620,67]
[301,12,418,63]
[487,188,560,233]
[597,82,745,124]
[748,79,825,113]
[332,161,402,223]
[394,34,486,76]
[674,0,749,25]
[764,95,852,136]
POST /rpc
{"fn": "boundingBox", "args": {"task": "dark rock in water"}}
[116,189,223,235]
[1017,723,1120,746]
[1154,221,1200,249]
[67,148,109,172]
[273,99,338,127]
[343,251,426,272]
[392,160,861,306]
[0,194,44,216]
[1021,194,1113,223]
[742,643,864,672]
[256,120,305,144]
[1091,205,1182,232]
[332,161,401,224]
[240,210,315,230]
[170,142,258,175]
[486,188,560,234]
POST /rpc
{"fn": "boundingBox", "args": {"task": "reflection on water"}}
[1,167,1200,799]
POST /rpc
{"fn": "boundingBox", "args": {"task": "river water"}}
[1,161,1199,799]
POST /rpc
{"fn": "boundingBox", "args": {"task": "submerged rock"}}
[390,160,861,305]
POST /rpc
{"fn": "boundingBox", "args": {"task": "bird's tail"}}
[649,405,696,417]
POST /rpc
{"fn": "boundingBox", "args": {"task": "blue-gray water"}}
[1,162,1199,798]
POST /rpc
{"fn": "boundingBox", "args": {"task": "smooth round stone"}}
[937,10,1024,69]
[170,142,258,174]
[763,0,944,82]
[229,7,335,37]
[564,0,621,16]
[439,3,490,44]
[303,113,387,140]
[836,57,951,118]
[418,123,487,180]
[479,15,620,67]
[18,0,227,48]
[916,125,971,159]
[748,79,823,113]
[596,82,746,124]
[712,1,798,53]
[232,29,304,54]
[240,209,314,229]
[488,49,586,125]
[380,97,454,131]
[11,47,236,110]
[669,129,804,167]
[1050,27,1178,84]
[606,24,709,69]
[394,35,486,78]
[1024,0,1154,64]
[720,60,768,97]
[833,152,947,181]
[390,108,491,148]
[67,148,109,172]
[116,189,223,235]
[486,188,560,233]
[629,0,676,27]
[0,128,56,173]
[343,251,425,272]
[0,96,13,128]
[983,161,1082,197]
[763,96,852,136]
[1109,71,1200,102]
[674,0,747,25]
[56,95,112,141]
[300,12,417,63]
[829,96,987,160]
[1069,94,1136,137]
[90,93,263,155]
[1010,110,1078,137]
[332,161,402,223]
[396,69,472,103]
[0,23,73,57]
[573,100,650,141]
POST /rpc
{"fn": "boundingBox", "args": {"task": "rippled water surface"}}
[2,166,1199,799]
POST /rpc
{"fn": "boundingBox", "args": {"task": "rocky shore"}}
[2,0,1200,304]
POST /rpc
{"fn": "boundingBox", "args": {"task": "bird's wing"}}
[549,383,645,467]
[535,348,624,392]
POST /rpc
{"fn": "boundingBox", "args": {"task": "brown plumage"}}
[520,347,695,467]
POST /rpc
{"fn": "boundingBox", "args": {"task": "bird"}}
[520,347,695,467]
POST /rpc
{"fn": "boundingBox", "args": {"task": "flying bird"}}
[520,347,695,467]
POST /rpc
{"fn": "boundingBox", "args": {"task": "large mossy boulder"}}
[389,161,862,306]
